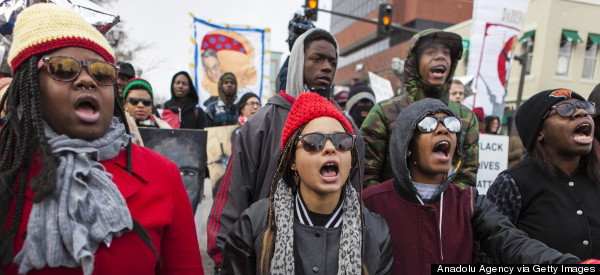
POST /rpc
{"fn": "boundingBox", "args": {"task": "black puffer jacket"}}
[221,198,394,274]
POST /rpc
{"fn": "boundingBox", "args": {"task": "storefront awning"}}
[562,30,583,43]
[588,33,600,45]
[518,30,535,43]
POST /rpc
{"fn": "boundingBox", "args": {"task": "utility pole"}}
[513,52,528,109]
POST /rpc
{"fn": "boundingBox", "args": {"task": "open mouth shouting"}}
[320,160,339,183]
[74,94,100,123]
[432,140,452,162]
[572,122,593,145]
[430,65,447,80]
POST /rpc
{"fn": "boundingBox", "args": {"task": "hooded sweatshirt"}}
[163,71,206,129]
[360,29,479,188]
[206,72,238,126]
[363,99,579,275]
[207,28,365,266]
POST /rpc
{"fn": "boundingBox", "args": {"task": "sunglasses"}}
[543,101,596,119]
[298,132,356,152]
[128,97,153,106]
[417,116,462,133]
[39,56,119,86]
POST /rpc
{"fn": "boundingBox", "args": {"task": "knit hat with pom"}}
[281,92,353,149]
[8,3,114,73]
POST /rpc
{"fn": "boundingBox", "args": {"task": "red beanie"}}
[281,92,354,149]
[472,107,485,122]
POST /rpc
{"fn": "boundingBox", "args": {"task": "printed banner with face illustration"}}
[465,0,530,119]
[192,17,270,107]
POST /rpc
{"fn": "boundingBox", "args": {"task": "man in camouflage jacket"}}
[360,29,479,188]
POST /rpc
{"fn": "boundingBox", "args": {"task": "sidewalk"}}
[195,178,215,274]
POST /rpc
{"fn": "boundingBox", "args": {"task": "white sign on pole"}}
[466,0,531,118]
[476,134,509,194]
[368,72,394,103]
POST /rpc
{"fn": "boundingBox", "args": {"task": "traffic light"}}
[305,0,318,21]
[377,4,392,37]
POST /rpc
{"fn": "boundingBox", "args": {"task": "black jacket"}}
[163,71,206,129]
[486,157,600,260]
[207,92,365,265]
[221,198,393,274]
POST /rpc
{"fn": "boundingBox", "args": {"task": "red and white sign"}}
[465,0,531,119]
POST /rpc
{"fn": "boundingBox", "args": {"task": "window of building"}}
[519,30,535,74]
[556,30,583,76]
[582,33,600,79]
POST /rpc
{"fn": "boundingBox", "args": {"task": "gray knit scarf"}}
[270,179,361,274]
[14,117,133,275]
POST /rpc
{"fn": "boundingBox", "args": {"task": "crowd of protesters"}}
[2,3,600,275]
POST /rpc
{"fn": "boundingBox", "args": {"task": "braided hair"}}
[259,122,367,274]
[0,53,157,267]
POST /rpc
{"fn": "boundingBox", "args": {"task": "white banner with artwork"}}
[465,0,530,119]
[192,18,270,107]
[476,134,509,195]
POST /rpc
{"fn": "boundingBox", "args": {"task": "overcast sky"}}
[110,0,332,102]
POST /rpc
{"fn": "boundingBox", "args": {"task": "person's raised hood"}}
[403,29,463,105]
[389,98,463,203]
[169,71,199,106]
[218,72,237,105]
[285,28,339,98]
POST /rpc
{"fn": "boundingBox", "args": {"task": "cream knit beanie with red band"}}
[7,3,115,74]
[281,92,354,149]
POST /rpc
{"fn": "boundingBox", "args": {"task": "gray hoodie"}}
[389,98,463,204]
[286,28,338,98]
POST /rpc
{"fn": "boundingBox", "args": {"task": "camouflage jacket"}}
[360,29,479,188]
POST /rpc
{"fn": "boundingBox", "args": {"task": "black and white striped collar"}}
[294,189,344,228]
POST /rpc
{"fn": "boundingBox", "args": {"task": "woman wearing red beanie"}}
[221,92,393,274]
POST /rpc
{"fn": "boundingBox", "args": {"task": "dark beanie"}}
[587,83,600,118]
[516,88,585,152]
[237,92,259,114]
[117,62,135,79]
[347,81,376,111]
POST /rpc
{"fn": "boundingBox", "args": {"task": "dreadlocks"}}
[259,123,367,274]
[0,53,151,267]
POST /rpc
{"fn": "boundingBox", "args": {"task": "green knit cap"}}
[123,77,153,102]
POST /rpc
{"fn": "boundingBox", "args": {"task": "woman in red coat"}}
[0,4,203,274]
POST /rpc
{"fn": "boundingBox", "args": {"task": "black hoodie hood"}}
[390,98,463,203]
[169,71,199,106]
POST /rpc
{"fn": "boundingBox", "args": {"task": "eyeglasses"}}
[245,101,261,107]
[417,116,462,133]
[543,101,596,119]
[298,132,355,152]
[128,97,153,106]
[39,56,119,86]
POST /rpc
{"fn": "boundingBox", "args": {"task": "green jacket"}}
[360,29,479,188]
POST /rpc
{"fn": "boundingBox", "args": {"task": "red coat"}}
[2,144,204,274]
